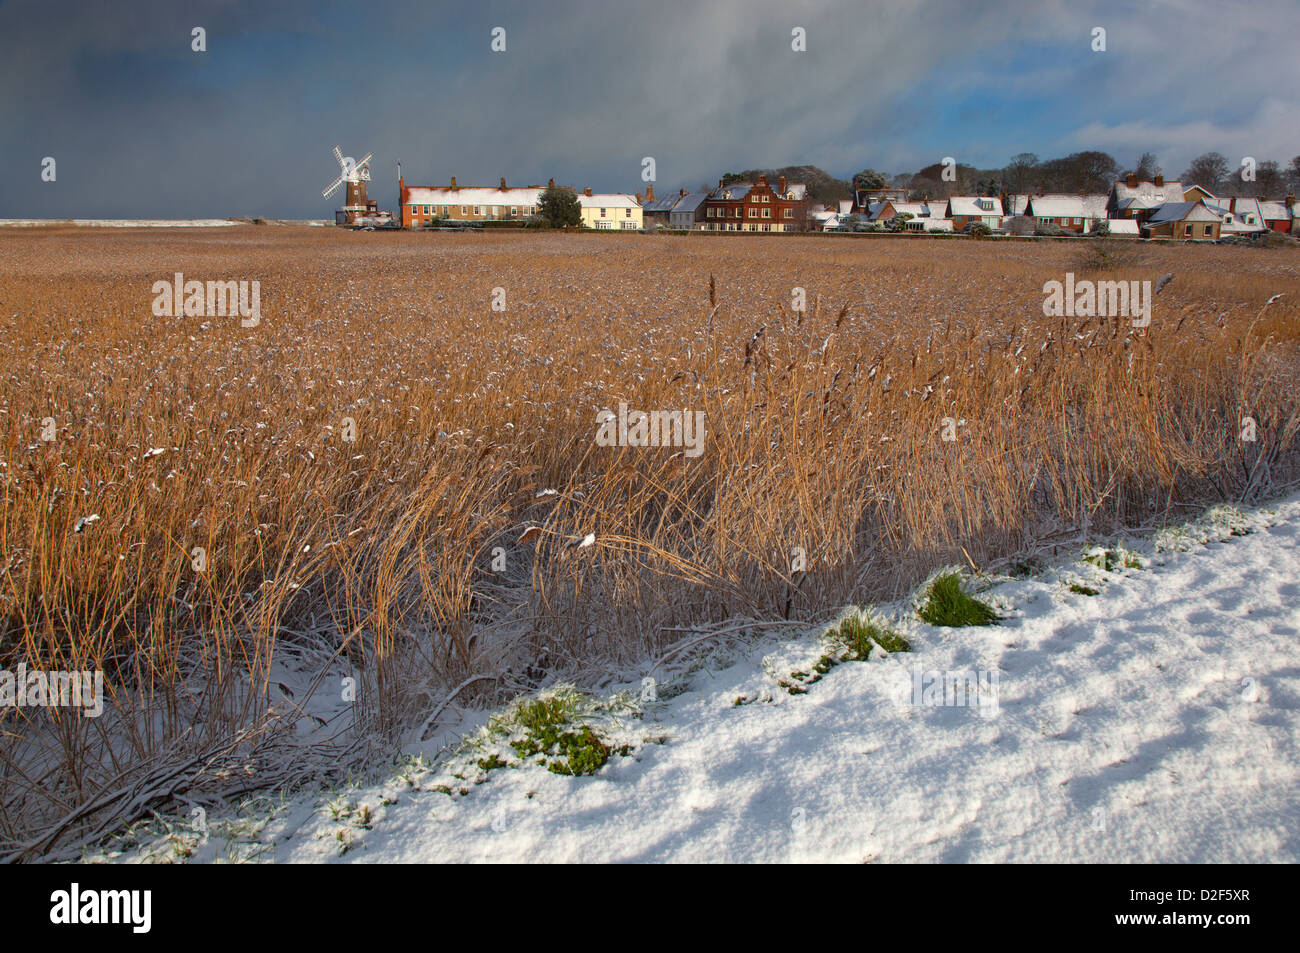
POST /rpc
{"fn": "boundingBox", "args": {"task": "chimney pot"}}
[778,175,786,195]
[500,177,507,190]
[451,175,458,190]
[1154,173,1164,187]
[680,188,686,197]
[645,183,655,202]
[584,187,591,197]
[1126,172,1137,188]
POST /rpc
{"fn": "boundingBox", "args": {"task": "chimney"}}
[719,178,725,190]
[645,183,655,202]
[548,178,555,189]
[1126,172,1137,188]
[1154,173,1164,187]
[500,177,507,190]
[584,187,592,197]
[635,190,643,204]
[757,173,767,186]
[1288,193,1296,207]
[1037,185,1043,196]
[680,188,686,197]
[451,175,458,190]
[778,175,786,195]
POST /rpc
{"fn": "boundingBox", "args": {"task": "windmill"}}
[323,146,389,226]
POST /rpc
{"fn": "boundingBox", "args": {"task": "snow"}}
[107,495,1300,863]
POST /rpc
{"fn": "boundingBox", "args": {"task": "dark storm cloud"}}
[1,0,1295,219]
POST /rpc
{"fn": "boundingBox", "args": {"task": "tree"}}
[852,169,888,190]
[1253,160,1285,198]
[1182,152,1230,192]
[1134,152,1161,180]
[1289,156,1300,192]
[537,186,582,228]
[1006,153,1039,193]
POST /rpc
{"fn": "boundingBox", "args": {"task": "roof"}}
[923,218,954,232]
[1144,202,1220,227]
[948,195,1004,216]
[710,184,753,201]
[925,199,948,217]
[405,186,543,206]
[1112,178,1185,205]
[1007,194,1032,216]
[1027,195,1087,218]
[891,202,930,218]
[671,193,709,214]
[1258,200,1291,221]
[578,193,640,209]
[641,195,680,213]
[1207,203,1266,233]
[1102,219,1140,234]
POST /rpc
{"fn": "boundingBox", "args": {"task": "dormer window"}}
[978,199,993,211]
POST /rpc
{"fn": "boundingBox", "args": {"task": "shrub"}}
[965,221,992,238]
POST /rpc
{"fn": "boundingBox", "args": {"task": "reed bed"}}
[0,227,1296,858]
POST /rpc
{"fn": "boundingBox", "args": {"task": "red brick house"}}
[701,174,807,231]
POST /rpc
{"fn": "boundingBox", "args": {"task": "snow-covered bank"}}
[105,497,1300,863]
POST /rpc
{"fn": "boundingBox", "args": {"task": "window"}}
[461,206,467,215]
[783,209,792,219]
[510,207,518,217]
[1204,224,1213,236]
[442,206,449,216]
[1073,218,1081,225]
[625,208,632,218]
[473,206,482,215]
[763,195,771,203]
[748,208,758,218]
[762,223,771,232]
[751,195,759,202]
[422,205,430,215]
[600,208,606,217]
[762,208,771,218]
[1184,225,1192,236]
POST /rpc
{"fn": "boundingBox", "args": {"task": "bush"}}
[1005,216,1035,237]
[965,221,992,238]
[1034,222,1069,237]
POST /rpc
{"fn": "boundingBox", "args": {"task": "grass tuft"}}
[917,573,1000,626]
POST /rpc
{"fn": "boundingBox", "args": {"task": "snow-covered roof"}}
[948,196,1003,216]
[925,199,948,218]
[1027,195,1086,218]
[578,193,640,209]
[1258,200,1290,221]
[923,218,954,232]
[838,199,854,215]
[784,184,808,200]
[1101,219,1140,234]
[1112,179,1184,205]
[405,186,544,206]
[1007,194,1032,216]
[1207,203,1266,233]
[891,202,930,218]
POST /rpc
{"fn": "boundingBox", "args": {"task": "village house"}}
[1259,197,1295,233]
[851,186,908,214]
[577,189,643,229]
[1108,173,1185,224]
[669,192,709,229]
[701,174,806,231]
[948,195,1003,230]
[398,175,545,226]
[638,184,677,229]
[1140,201,1221,240]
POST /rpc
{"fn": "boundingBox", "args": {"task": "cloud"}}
[0,0,1295,218]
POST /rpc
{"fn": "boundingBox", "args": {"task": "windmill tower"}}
[322,146,377,225]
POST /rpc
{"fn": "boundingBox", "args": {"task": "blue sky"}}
[1,0,1296,218]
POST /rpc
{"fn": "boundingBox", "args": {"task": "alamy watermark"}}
[152,272,261,327]
[595,402,706,458]
[1,664,104,718]
[1042,272,1150,327]
[894,664,1000,718]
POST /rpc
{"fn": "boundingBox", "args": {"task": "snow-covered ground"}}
[104,496,1300,863]
[0,219,242,228]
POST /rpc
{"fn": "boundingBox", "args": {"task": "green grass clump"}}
[917,573,999,626]
[1068,583,1100,596]
[1083,547,1141,572]
[830,614,910,658]
[510,725,609,776]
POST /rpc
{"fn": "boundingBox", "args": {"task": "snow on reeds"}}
[0,228,1296,857]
